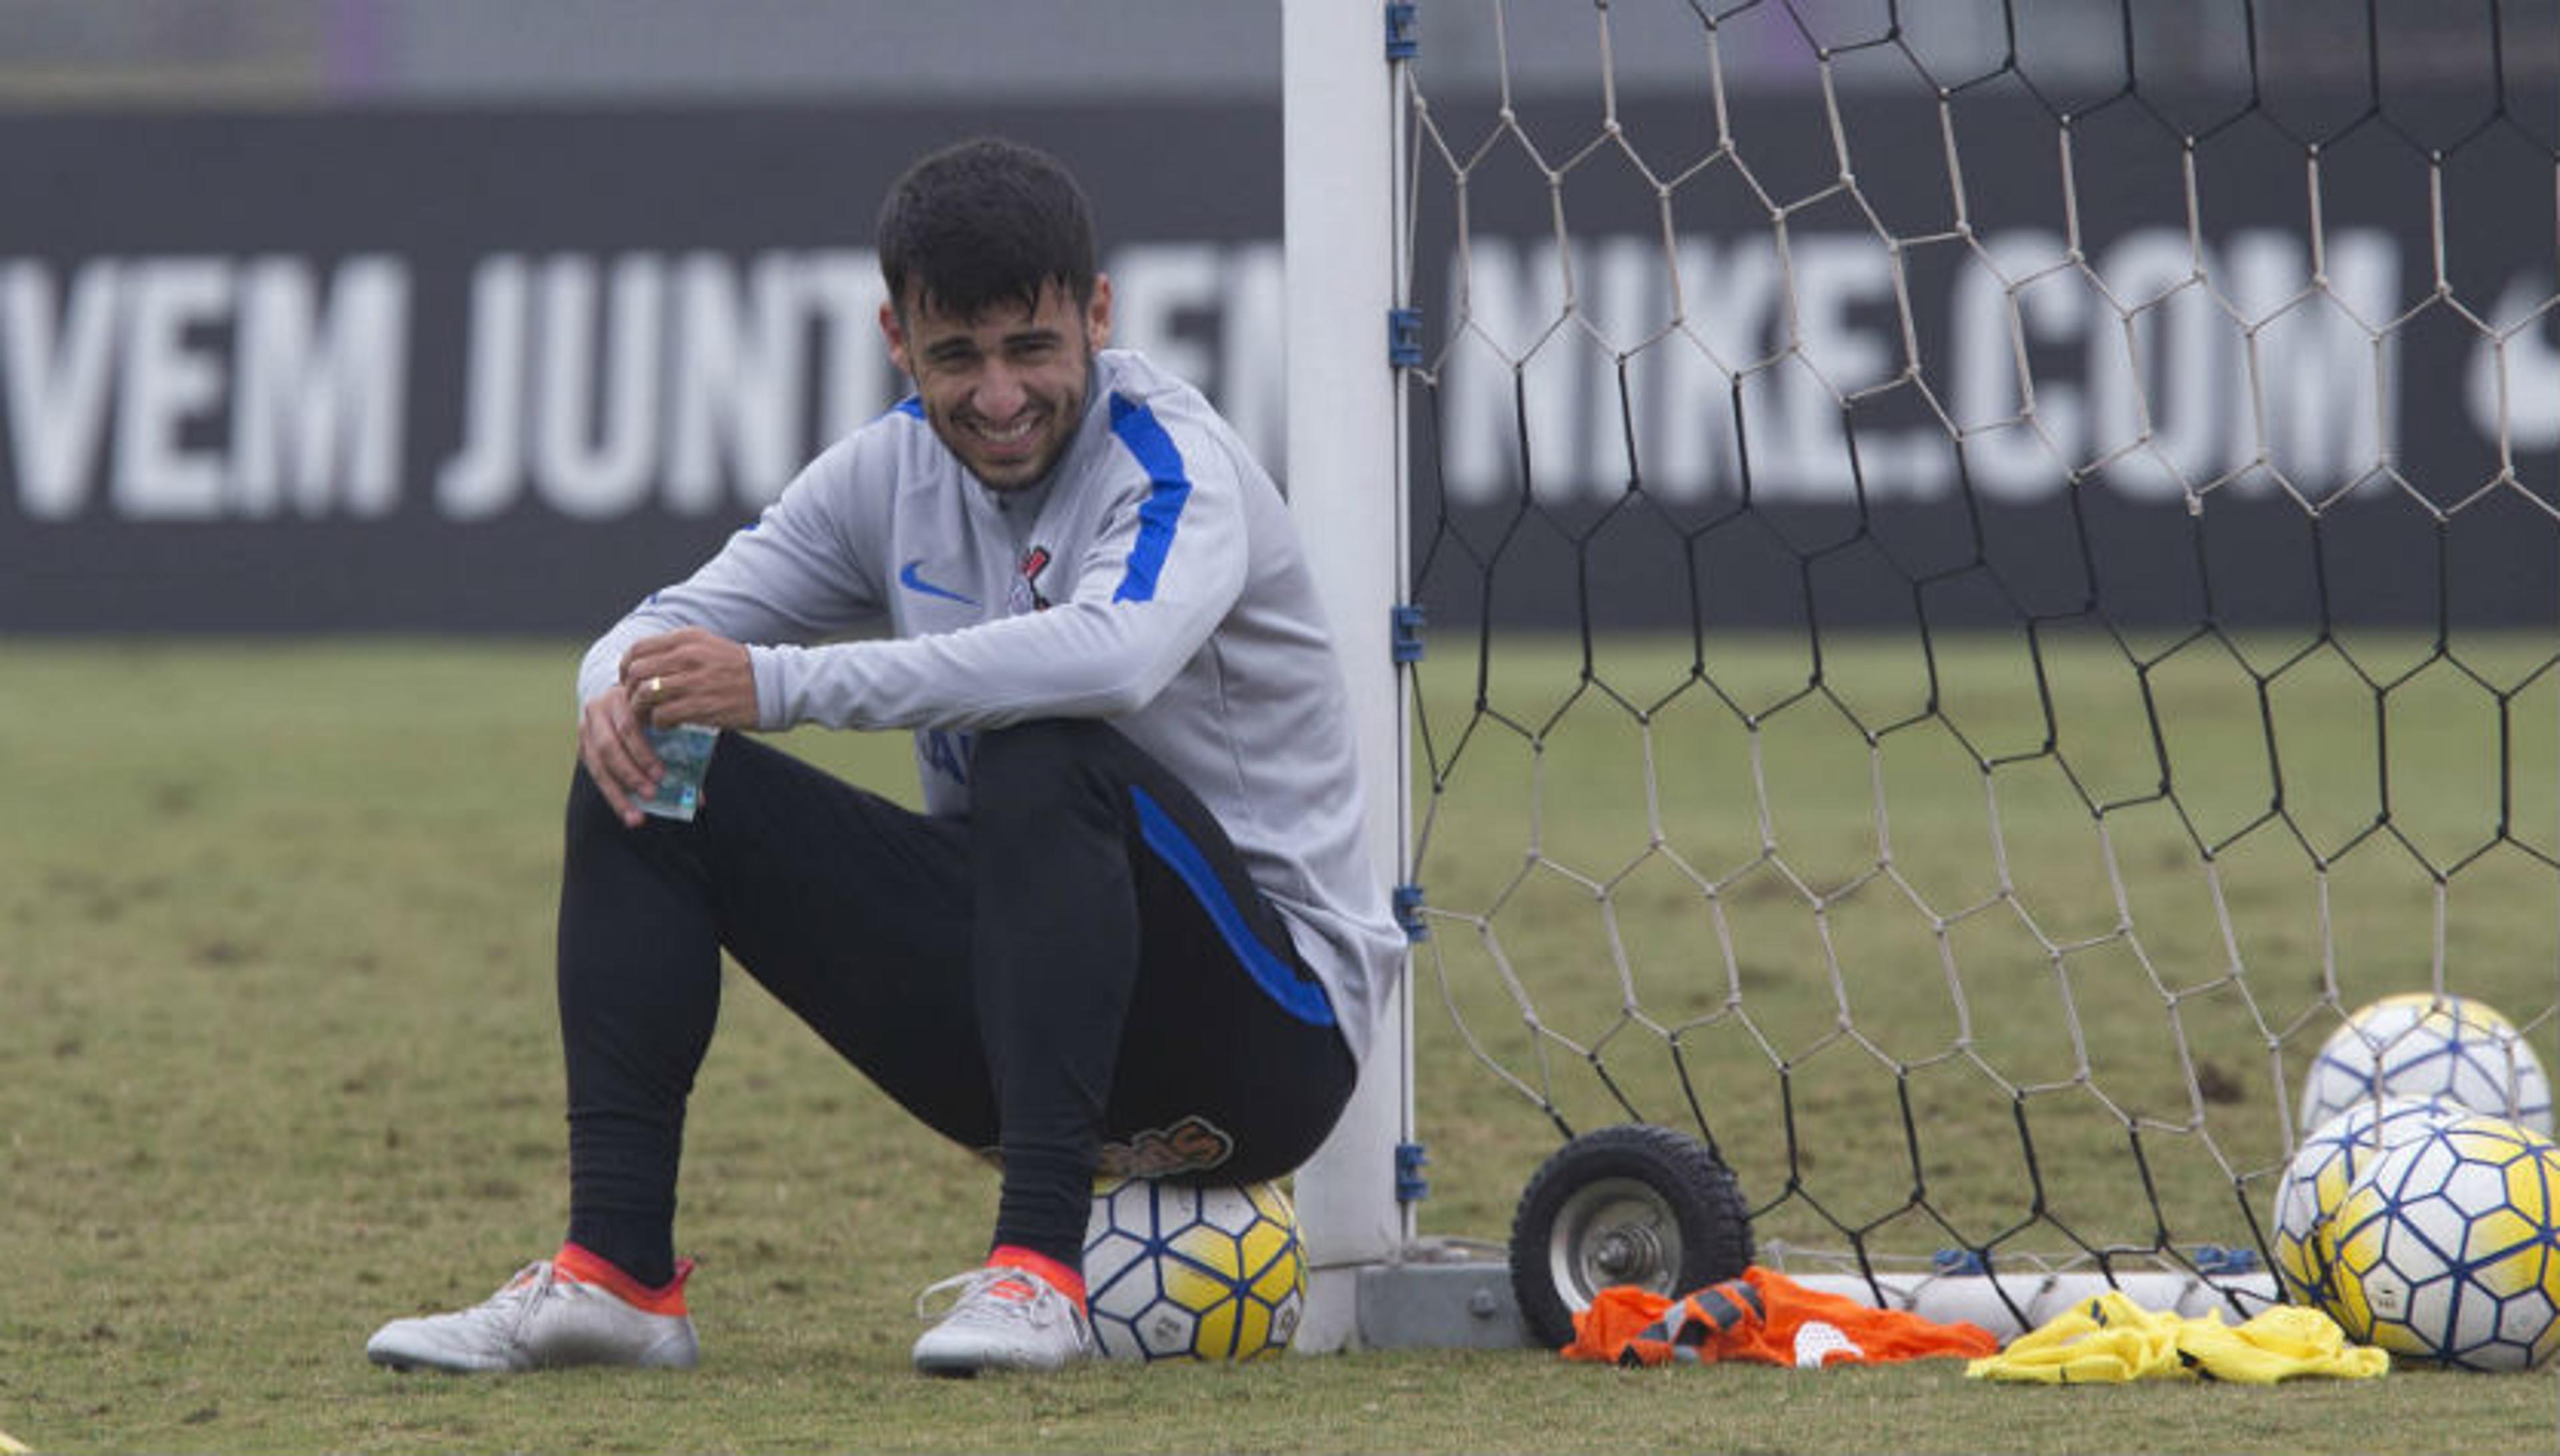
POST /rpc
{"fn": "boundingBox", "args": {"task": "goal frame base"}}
[1317,1239,2283,1349]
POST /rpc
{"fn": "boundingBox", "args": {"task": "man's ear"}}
[879,300,911,376]
[1085,274,1113,351]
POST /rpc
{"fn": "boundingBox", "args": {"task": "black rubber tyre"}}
[1507,1123,1755,1350]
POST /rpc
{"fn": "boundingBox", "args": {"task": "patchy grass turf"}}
[2,637,2553,1453]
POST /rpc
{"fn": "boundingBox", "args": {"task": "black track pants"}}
[554,719,1358,1286]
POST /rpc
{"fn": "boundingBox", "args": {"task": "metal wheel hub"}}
[1547,1175,1686,1306]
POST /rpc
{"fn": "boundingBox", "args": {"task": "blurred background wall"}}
[0,2,2549,633]
[1,1,2544,107]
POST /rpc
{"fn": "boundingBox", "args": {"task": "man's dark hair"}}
[877,137,1099,323]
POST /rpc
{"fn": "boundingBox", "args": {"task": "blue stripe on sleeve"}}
[1106,393,1193,604]
[1128,785,1336,1027]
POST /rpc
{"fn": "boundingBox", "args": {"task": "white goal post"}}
[1283,0,2559,1353]
[1281,0,1419,1355]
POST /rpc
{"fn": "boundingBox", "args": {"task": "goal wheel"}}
[1507,1123,1754,1350]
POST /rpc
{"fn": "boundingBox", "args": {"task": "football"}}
[2269,1094,2467,1306]
[2298,993,2552,1137]
[1083,1177,1306,1361]
[2319,1112,2560,1371]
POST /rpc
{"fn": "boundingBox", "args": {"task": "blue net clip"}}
[1392,603,1427,663]
[2193,1244,2260,1275]
[1395,1141,1431,1201]
[1388,307,1425,367]
[1385,3,1419,61]
[1393,882,1429,942]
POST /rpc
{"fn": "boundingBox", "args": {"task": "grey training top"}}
[577,348,1404,1064]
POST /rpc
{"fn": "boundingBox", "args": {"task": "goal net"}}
[1289,0,2560,1344]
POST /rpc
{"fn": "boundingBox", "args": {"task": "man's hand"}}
[621,628,758,731]
[577,629,757,828]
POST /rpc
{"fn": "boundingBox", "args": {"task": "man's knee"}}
[563,757,705,867]
[967,719,1121,803]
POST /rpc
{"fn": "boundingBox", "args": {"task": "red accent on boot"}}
[985,1244,1088,1311]
[555,1241,694,1317]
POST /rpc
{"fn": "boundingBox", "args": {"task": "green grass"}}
[1404,629,2560,1257]
[2,637,2555,1454]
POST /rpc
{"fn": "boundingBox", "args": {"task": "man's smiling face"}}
[883,276,1113,492]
